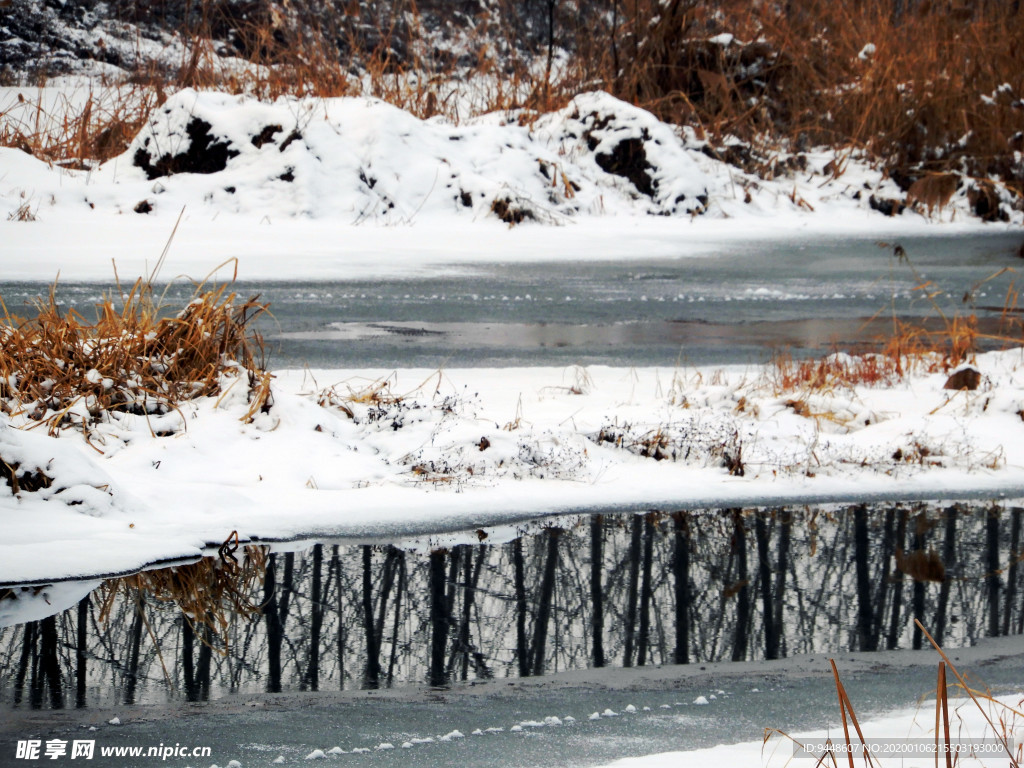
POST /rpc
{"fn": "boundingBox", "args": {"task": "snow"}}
[587,693,1024,768]
[4,355,1024,594]
[1,85,1018,284]
[2,83,1024,601]
[858,43,877,60]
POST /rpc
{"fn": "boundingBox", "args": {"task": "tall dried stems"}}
[0,273,270,437]
[0,83,164,166]
[4,0,1021,185]
[604,0,1024,183]
[771,248,1023,394]
[766,627,1022,767]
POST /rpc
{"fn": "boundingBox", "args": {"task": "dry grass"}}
[6,200,37,222]
[99,532,267,645]
[766,624,1022,767]
[316,374,405,421]
[769,248,1024,396]
[768,316,990,394]
[3,1,1021,191]
[0,83,165,167]
[0,271,270,438]
[603,0,1024,185]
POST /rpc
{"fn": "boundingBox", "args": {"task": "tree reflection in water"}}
[1,503,1022,709]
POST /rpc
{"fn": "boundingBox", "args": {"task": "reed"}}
[4,0,1021,193]
[767,634,1022,768]
[0,270,270,438]
[770,249,1022,395]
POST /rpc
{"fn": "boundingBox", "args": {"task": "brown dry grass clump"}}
[0,276,270,437]
[770,249,1024,395]
[769,317,994,394]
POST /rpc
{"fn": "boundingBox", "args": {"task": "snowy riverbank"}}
[2,86,1021,283]
[4,357,1024,592]
[3,84,1024,598]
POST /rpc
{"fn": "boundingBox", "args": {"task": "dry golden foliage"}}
[770,247,1024,396]
[0,277,270,436]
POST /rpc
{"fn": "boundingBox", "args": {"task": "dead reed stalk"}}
[0,276,270,437]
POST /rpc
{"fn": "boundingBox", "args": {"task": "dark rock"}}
[942,366,981,391]
[251,124,282,148]
[869,195,905,216]
[133,199,153,214]
[595,137,656,198]
[133,117,238,180]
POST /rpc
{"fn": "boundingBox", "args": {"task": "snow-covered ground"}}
[593,691,1023,768]
[2,86,1020,282]
[4,356,1024,596]
[2,84,1024,598]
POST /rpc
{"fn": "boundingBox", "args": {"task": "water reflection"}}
[1,503,1021,709]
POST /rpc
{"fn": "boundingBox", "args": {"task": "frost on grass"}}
[581,351,1024,481]
[318,377,593,487]
[0,278,269,525]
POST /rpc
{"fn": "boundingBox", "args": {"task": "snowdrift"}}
[3,89,1019,226]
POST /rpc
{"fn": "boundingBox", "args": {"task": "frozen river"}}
[3,504,1024,767]
[2,233,1024,766]
[3,636,1023,767]
[1,231,1021,368]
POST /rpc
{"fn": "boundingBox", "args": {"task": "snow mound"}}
[117,89,719,223]
[0,418,124,514]
[535,92,711,215]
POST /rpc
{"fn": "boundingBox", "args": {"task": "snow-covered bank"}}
[3,632,1020,768]
[1,88,1020,282]
[592,690,1024,768]
[4,355,1024,589]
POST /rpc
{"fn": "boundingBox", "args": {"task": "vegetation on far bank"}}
[1,0,1022,206]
